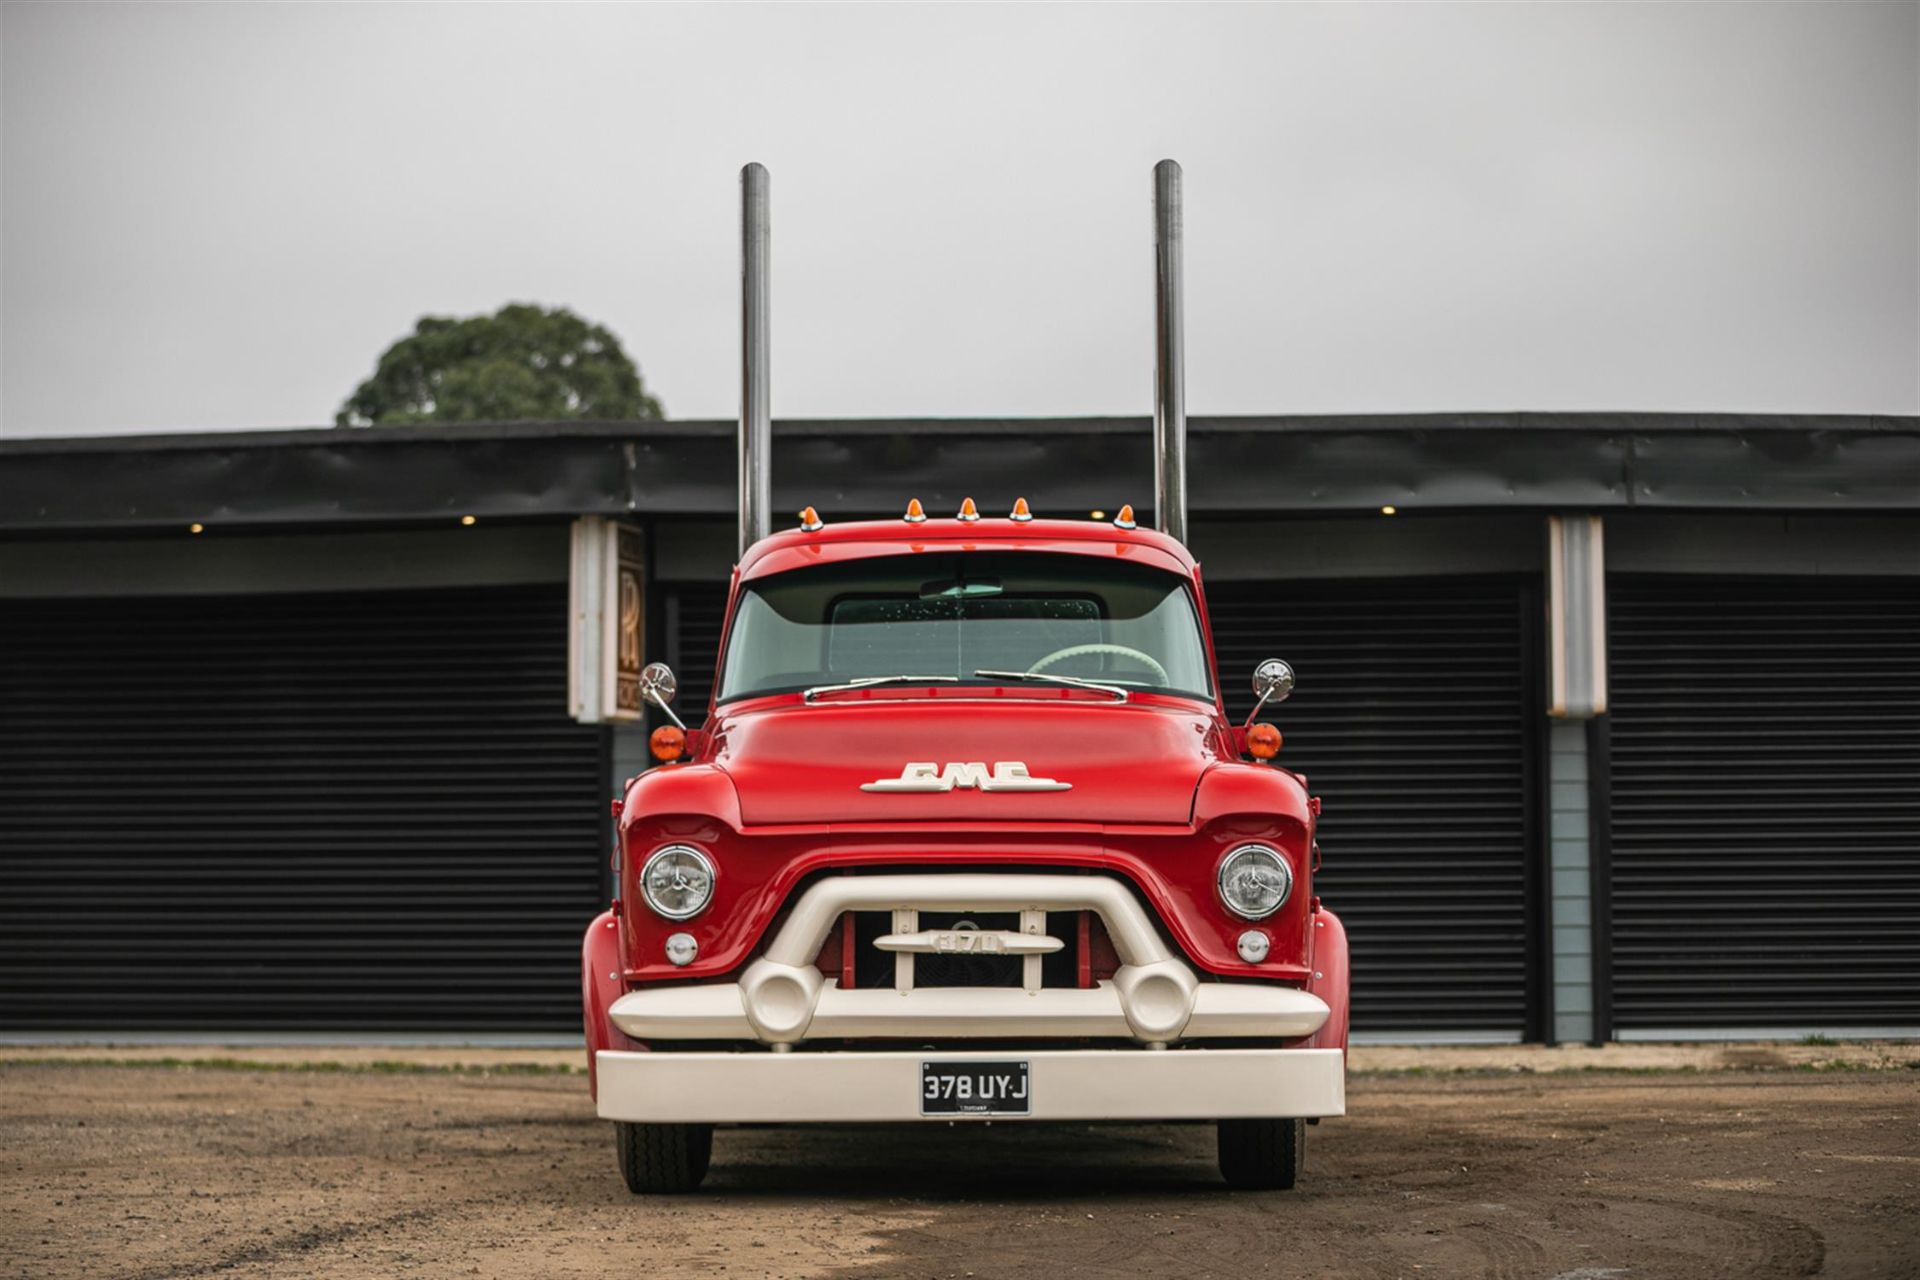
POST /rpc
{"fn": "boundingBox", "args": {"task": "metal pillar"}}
[739,162,772,557]
[1152,159,1188,546]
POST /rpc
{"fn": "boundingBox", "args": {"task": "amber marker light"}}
[1010,497,1033,522]
[1113,504,1137,530]
[957,497,980,522]
[649,725,687,762]
[1248,723,1283,760]
[904,498,927,523]
[460,515,477,526]
[798,506,823,532]
[1380,505,1398,516]
[1089,510,1107,521]
[188,523,205,534]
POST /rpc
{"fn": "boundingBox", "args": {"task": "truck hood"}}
[712,697,1221,827]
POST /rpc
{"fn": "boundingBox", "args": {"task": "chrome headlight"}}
[1217,844,1293,920]
[640,845,716,920]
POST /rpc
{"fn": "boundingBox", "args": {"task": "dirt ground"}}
[2,1059,1916,1279]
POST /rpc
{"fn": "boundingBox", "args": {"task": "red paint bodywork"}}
[737,519,1201,582]
[1304,905,1351,1055]
[580,909,638,1099]
[582,516,1341,1065]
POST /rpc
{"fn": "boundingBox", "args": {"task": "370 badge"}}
[920,1060,1032,1116]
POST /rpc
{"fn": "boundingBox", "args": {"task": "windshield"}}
[717,552,1213,704]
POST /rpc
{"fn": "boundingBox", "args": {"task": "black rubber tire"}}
[1217,1117,1305,1190]
[615,1121,713,1194]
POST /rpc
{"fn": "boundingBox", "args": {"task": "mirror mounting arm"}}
[646,687,688,732]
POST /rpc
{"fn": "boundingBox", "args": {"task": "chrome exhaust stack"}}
[739,162,772,557]
[1152,158,1188,547]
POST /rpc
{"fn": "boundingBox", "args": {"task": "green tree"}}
[336,303,664,426]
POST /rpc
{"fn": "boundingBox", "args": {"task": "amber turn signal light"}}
[649,726,687,762]
[1247,722,1282,760]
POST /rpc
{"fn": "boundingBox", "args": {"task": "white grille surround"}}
[608,872,1330,1047]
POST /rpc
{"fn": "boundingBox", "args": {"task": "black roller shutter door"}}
[1210,578,1539,1037]
[1607,576,1920,1033]
[0,585,606,1034]
[659,582,730,717]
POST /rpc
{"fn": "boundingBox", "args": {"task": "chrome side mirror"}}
[639,661,687,730]
[639,662,678,705]
[1246,658,1295,726]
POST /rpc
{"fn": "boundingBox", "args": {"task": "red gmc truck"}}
[579,161,1350,1193]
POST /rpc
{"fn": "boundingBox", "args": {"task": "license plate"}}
[919,1060,1031,1116]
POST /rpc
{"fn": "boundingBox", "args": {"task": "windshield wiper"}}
[972,670,1129,703]
[803,675,960,703]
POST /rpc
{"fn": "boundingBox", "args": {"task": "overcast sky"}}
[1,2,1915,437]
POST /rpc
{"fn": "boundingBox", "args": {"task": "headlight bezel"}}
[1216,843,1294,921]
[639,844,717,921]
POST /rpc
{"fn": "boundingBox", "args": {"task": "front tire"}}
[615,1121,713,1193]
[1217,1117,1305,1190]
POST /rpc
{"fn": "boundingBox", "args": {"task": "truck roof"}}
[736,514,1201,581]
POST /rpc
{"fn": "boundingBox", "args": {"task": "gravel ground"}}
[1,1056,1916,1279]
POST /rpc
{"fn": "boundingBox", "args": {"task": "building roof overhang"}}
[3,412,1917,534]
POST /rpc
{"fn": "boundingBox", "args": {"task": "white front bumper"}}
[609,872,1330,1048]
[595,1047,1346,1124]
[610,977,1330,1043]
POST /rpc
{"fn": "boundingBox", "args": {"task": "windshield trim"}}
[716,679,1218,710]
[713,554,1218,710]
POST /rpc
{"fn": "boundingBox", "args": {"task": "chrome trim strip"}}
[803,674,961,703]
[972,669,1130,702]
[874,930,1064,956]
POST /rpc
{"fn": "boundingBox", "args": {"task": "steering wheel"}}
[1029,643,1170,685]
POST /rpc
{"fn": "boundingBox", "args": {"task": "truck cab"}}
[581,502,1351,1192]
